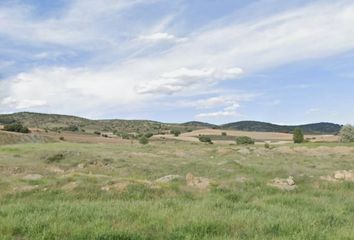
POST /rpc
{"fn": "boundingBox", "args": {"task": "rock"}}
[286,176,295,186]
[334,170,354,181]
[186,173,210,190]
[320,175,338,182]
[101,182,128,192]
[237,148,250,155]
[268,176,297,191]
[22,174,43,181]
[101,185,110,191]
[13,185,39,192]
[62,182,78,190]
[48,166,65,173]
[155,175,182,183]
[77,163,86,169]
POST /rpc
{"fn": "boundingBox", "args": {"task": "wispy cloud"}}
[138,32,187,43]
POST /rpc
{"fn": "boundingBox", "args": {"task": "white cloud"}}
[0,67,148,117]
[136,67,243,94]
[193,95,252,120]
[1,97,47,109]
[138,32,187,43]
[195,110,239,119]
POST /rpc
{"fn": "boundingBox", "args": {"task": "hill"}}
[182,121,218,129]
[221,121,341,134]
[0,112,184,134]
[0,112,342,135]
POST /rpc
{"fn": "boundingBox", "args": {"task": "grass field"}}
[1,137,354,239]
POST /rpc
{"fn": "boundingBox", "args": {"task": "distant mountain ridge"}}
[0,112,342,134]
[221,121,342,134]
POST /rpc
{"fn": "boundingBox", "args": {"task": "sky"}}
[0,0,354,124]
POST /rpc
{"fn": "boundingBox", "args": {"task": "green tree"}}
[293,128,304,143]
[144,133,154,138]
[139,136,149,145]
[339,124,354,143]
[3,122,30,133]
[171,129,181,137]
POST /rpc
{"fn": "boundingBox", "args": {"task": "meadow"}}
[1,138,354,240]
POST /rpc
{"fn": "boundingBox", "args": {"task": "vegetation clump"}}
[139,136,149,145]
[199,136,213,144]
[293,128,304,143]
[221,132,227,136]
[236,136,255,145]
[339,124,354,143]
[171,129,181,137]
[46,153,65,163]
[64,125,79,132]
[3,122,30,133]
[144,133,154,138]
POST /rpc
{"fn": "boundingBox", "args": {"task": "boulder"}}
[155,175,182,183]
[186,173,210,190]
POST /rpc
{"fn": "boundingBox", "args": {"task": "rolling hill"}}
[0,112,342,134]
[222,121,342,134]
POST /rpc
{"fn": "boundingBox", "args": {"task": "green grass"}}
[1,141,354,239]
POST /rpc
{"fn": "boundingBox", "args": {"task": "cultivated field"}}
[154,128,339,144]
[0,130,354,239]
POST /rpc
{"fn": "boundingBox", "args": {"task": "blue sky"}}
[0,0,354,124]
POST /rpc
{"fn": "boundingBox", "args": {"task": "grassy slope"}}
[1,141,354,239]
[0,131,52,145]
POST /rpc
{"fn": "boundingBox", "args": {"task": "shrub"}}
[339,124,354,143]
[293,128,304,143]
[236,136,255,145]
[3,122,30,133]
[144,133,154,138]
[264,143,271,149]
[171,129,181,137]
[121,132,130,139]
[94,131,101,135]
[46,153,64,163]
[199,136,213,144]
[139,136,149,145]
[221,132,227,136]
[59,136,65,141]
[65,125,79,132]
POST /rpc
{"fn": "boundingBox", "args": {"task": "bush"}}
[121,132,130,139]
[139,136,149,145]
[94,131,101,135]
[3,123,30,133]
[264,143,271,149]
[65,125,79,132]
[59,136,65,141]
[46,153,64,163]
[236,136,255,145]
[171,129,181,137]
[339,124,354,143]
[144,133,154,138]
[199,136,213,144]
[221,132,227,136]
[293,128,304,143]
